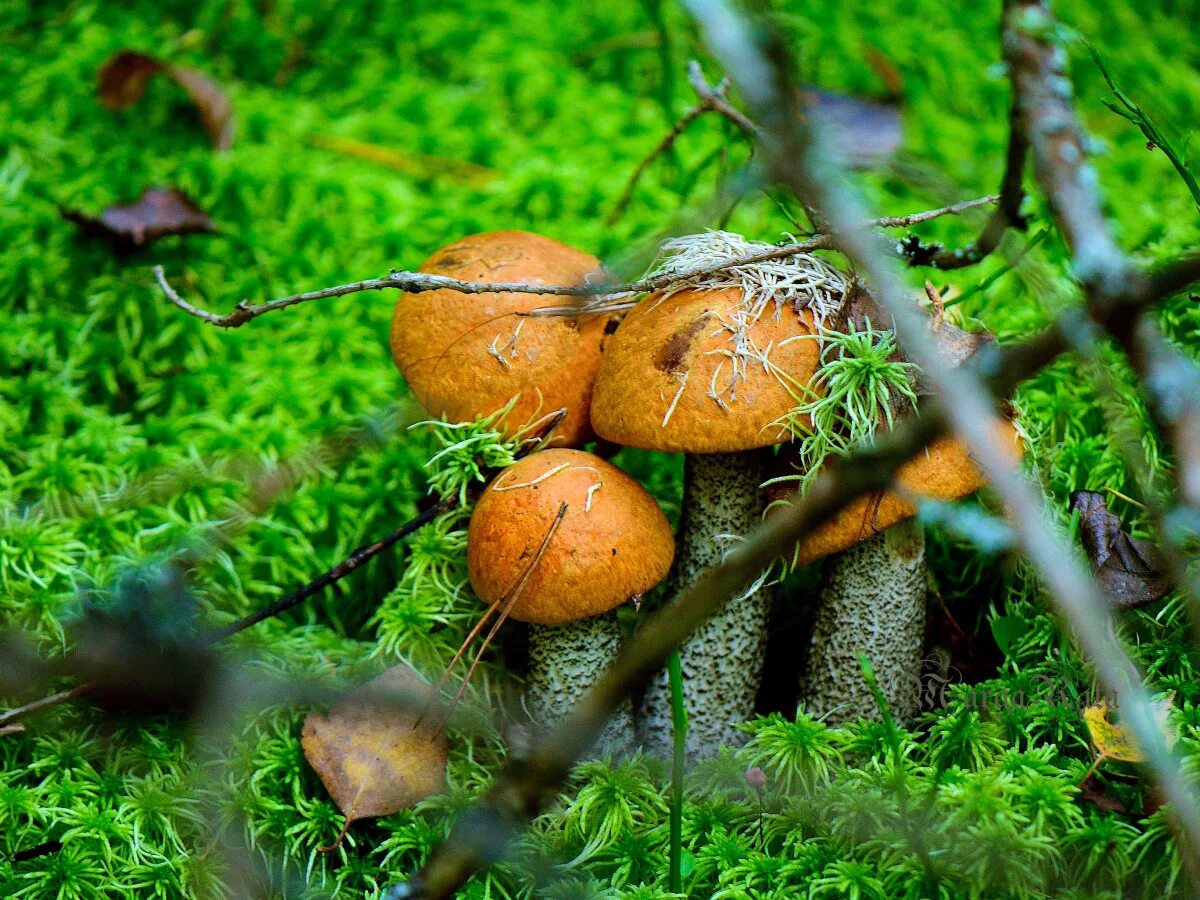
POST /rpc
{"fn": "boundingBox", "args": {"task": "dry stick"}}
[911,97,1029,270]
[204,497,457,644]
[0,684,95,730]
[607,70,754,226]
[685,0,1200,877]
[444,502,569,719]
[154,197,996,330]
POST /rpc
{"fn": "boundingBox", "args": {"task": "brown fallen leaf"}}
[1078,773,1129,814]
[1070,490,1173,609]
[863,45,906,102]
[98,50,234,150]
[302,665,448,848]
[62,187,216,250]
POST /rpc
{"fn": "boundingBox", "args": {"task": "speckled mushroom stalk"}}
[467,449,674,756]
[785,425,1023,727]
[636,451,773,757]
[801,521,926,724]
[590,232,848,760]
[525,613,634,751]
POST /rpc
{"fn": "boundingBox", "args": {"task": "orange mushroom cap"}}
[768,418,1024,567]
[590,287,822,453]
[467,449,675,626]
[390,231,608,446]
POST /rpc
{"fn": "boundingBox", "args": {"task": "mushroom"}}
[771,421,1023,726]
[390,230,609,445]
[590,232,846,759]
[467,448,674,751]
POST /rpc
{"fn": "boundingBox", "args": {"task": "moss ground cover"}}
[1,0,1198,896]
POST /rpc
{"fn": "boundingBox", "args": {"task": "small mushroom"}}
[390,230,609,445]
[772,421,1023,726]
[467,449,674,752]
[591,274,833,759]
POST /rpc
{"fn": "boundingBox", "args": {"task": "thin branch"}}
[1088,43,1200,214]
[158,198,998,328]
[900,97,1030,269]
[0,684,94,730]
[685,58,759,137]
[607,64,759,226]
[866,194,998,228]
[606,105,716,226]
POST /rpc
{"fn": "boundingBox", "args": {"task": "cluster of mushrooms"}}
[389,230,1020,759]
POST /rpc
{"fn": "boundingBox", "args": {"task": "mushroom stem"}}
[638,450,772,760]
[800,519,927,726]
[526,613,635,754]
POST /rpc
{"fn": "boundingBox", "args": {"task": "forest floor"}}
[2,0,1199,897]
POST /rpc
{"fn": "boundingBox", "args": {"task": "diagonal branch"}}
[607,61,761,226]
[684,0,1200,873]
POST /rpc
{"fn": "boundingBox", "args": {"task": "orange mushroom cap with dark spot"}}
[467,449,675,626]
[390,231,608,446]
[590,287,821,453]
[768,418,1024,567]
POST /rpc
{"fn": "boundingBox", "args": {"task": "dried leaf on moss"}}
[98,50,234,149]
[62,187,216,250]
[1083,697,1174,764]
[1071,490,1172,609]
[302,665,448,826]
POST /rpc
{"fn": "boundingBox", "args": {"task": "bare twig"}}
[607,64,760,225]
[0,684,95,731]
[900,98,1029,269]
[685,59,759,137]
[606,104,715,226]
[867,194,998,228]
[158,197,999,328]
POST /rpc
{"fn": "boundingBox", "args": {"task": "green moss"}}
[2,0,1199,896]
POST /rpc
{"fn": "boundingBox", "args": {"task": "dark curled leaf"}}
[1078,774,1129,814]
[97,50,234,150]
[1070,490,1173,609]
[97,51,162,109]
[62,187,216,250]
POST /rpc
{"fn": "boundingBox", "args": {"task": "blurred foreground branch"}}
[387,1,1200,895]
